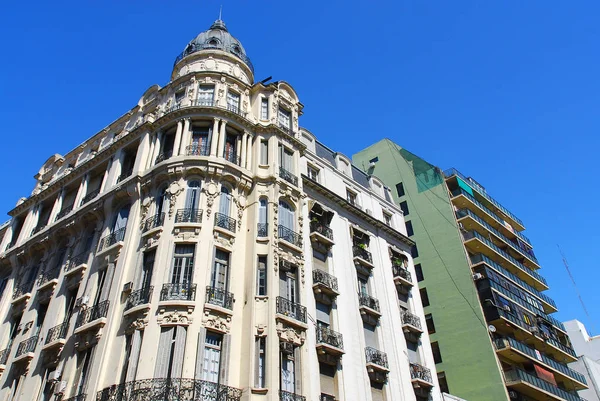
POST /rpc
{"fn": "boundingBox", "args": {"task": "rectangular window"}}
[75,348,94,396]
[261,98,269,120]
[278,107,291,129]
[120,334,133,384]
[175,90,185,105]
[203,332,223,383]
[399,201,409,215]
[405,220,414,236]
[415,264,424,282]
[0,276,8,300]
[425,314,436,334]
[383,212,392,226]
[420,288,430,307]
[39,369,55,401]
[197,85,215,105]
[278,145,294,172]
[260,139,269,165]
[280,348,296,393]
[307,165,320,182]
[211,249,230,295]
[396,182,405,197]
[255,337,266,388]
[438,372,450,394]
[257,256,267,296]
[346,189,357,206]
[226,91,240,112]
[411,245,419,258]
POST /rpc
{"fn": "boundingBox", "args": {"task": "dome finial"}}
[211,6,227,31]
[219,5,222,21]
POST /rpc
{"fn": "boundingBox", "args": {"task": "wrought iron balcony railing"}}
[155,151,173,165]
[13,281,34,300]
[125,286,153,311]
[276,296,307,323]
[15,336,38,357]
[279,167,298,186]
[80,188,101,205]
[365,347,388,368]
[223,150,241,165]
[312,269,338,292]
[64,394,87,401]
[352,245,373,264]
[193,99,215,107]
[401,310,422,330]
[117,167,134,183]
[310,221,333,240]
[32,224,47,235]
[175,208,203,224]
[279,390,306,401]
[0,347,9,365]
[76,300,109,328]
[142,213,165,233]
[96,378,243,401]
[320,395,336,401]
[226,103,245,116]
[186,144,210,157]
[160,283,197,301]
[56,204,74,221]
[66,251,89,271]
[37,267,60,286]
[46,321,69,344]
[358,293,380,313]
[316,325,344,350]
[257,223,268,237]
[392,265,412,283]
[503,368,583,401]
[278,225,302,247]
[214,213,236,233]
[410,363,432,383]
[98,227,126,251]
[205,286,234,310]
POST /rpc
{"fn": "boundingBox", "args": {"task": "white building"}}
[565,320,600,401]
[0,19,441,401]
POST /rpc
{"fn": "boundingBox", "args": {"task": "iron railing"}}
[66,251,89,271]
[226,103,245,116]
[97,378,243,401]
[64,395,87,401]
[0,347,9,365]
[174,40,255,74]
[223,150,241,165]
[365,347,388,368]
[214,213,236,233]
[117,167,134,183]
[310,221,333,240]
[175,208,203,224]
[503,368,583,401]
[160,283,197,301]
[193,99,215,107]
[401,311,422,330]
[276,296,307,323]
[257,223,268,237]
[15,336,38,357]
[76,300,109,328]
[37,267,60,286]
[320,395,336,401]
[279,390,306,401]
[279,167,298,186]
[312,269,338,292]
[98,227,126,251]
[13,281,34,299]
[142,213,165,232]
[278,225,302,247]
[56,204,74,221]
[125,286,153,311]
[155,151,173,165]
[81,188,101,205]
[32,224,47,235]
[205,286,234,310]
[410,363,432,383]
[46,321,69,344]
[186,144,210,156]
[392,265,412,283]
[316,325,344,350]
[352,246,373,264]
[358,293,380,312]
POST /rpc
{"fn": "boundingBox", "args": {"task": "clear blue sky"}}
[1,1,598,332]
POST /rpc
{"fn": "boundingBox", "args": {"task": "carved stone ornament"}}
[167,183,184,218]
[203,182,218,217]
[74,328,102,351]
[157,308,193,326]
[202,310,231,333]
[140,197,152,227]
[276,323,305,346]
[126,317,148,334]
[42,346,63,367]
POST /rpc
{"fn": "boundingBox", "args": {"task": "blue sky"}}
[1,1,598,332]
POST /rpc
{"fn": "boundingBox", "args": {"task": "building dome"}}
[174,19,254,74]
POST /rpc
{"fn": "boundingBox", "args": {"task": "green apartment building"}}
[353,139,587,401]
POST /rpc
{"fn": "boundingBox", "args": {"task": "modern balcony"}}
[75,300,109,333]
[80,188,101,206]
[186,144,210,157]
[257,223,268,238]
[276,296,307,329]
[175,208,203,224]
[312,269,339,300]
[279,390,306,401]
[316,325,344,364]
[214,213,236,233]
[410,362,433,387]
[97,227,126,253]
[12,281,34,304]
[125,286,153,312]
[55,204,74,221]
[365,347,389,383]
[96,378,243,401]
[392,264,413,294]
[278,225,302,249]
[359,293,381,325]
[205,286,234,311]
[309,221,334,247]
[160,283,197,302]
[141,213,165,233]
[43,321,69,351]
[401,310,423,334]
[503,368,584,401]
[279,167,298,186]
[353,245,374,269]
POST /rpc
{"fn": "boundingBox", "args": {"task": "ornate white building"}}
[0,19,441,401]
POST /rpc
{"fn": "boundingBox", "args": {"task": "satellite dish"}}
[488,325,497,333]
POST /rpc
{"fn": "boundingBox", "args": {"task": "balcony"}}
[278,225,302,249]
[141,213,165,233]
[97,378,243,401]
[503,368,584,401]
[226,103,245,117]
[257,223,268,237]
[97,227,126,253]
[353,245,374,269]
[43,321,69,350]
[55,204,74,221]
[392,264,413,294]
[125,286,153,312]
[279,167,298,186]
[494,338,587,389]
[155,151,173,165]
[175,208,203,224]
[359,293,381,325]
[37,267,60,291]
[276,296,307,328]
[65,252,89,277]
[160,283,197,302]
[14,336,38,363]
[365,347,389,383]
[80,188,101,206]
[316,325,344,364]
[205,286,234,311]
[117,167,134,183]
[12,281,34,304]
[75,300,109,332]
[309,221,334,247]
[63,395,86,401]
[279,390,306,401]
[32,224,47,235]
[214,213,236,233]
[320,395,336,401]
[312,269,339,301]
[0,347,9,371]
[410,363,433,387]
[401,310,423,334]
[223,150,241,165]
[186,144,210,157]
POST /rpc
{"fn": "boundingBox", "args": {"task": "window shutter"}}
[194,328,207,380]
[219,334,232,385]
[154,327,173,378]
[170,326,187,378]
[126,330,143,382]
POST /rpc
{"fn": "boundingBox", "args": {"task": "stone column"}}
[172,120,183,157]
[48,188,65,223]
[246,134,254,169]
[217,120,227,158]
[240,133,248,168]
[105,149,124,189]
[133,131,151,174]
[210,119,220,156]
[99,161,111,193]
[145,133,156,170]
[20,205,39,241]
[74,174,89,208]
[152,131,163,164]
[179,118,191,155]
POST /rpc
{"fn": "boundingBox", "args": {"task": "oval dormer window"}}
[208,38,219,47]
[231,45,240,55]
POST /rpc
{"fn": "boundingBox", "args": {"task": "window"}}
[405,220,414,236]
[278,107,291,129]
[190,129,210,155]
[383,212,392,226]
[175,90,185,105]
[420,288,430,307]
[226,91,240,112]
[438,372,450,394]
[411,244,419,258]
[415,264,424,282]
[141,250,155,290]
[39,369,56,401]
[0,276,8,300]
[399,201,409,215]
[219,186,231,217]
[113,204,131,233]
[257,256,267,296]
[425,314,436,334]
[170,244,195,298]
[211,249,230,291]
[224,133,237,162]
[396,182,405,197]
[155,326,187,379]
[255,337,266,388]
[307,165,319,182]
[120,334,133,384]
[155,187,169,217]
[203,332,223,383]
[74,348,94,396]
[260,98,269,120]
[280,346,296,393]
[346,189,357,206]
[185,181,201,212]
[278,200,295,232]
[197,85,214,105]
[278,145,294,173]
[93,268,107,306]
[431,342,442,364]
[260,139,268,165]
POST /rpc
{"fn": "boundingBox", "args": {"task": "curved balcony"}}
[312,269,339,300]
[316,325,344,364]
[12,281,34,304]
[223,150,241,166]
[186,144,210,157]
[366,347,389,383]
[175,208,203,224]
[125,286,153,311]
[142,213,165,233]
[205,286,234,311]
[55,204,74,221]
[278,225,302,249]
[214,213,236,233]
[117,167,134,183]
[392,264,413,294]
[65,251,89,278]
[401,310,423,334]
[155,151,173,165]
[37,267,60,291]
[257,223,268,237]
[174,40,255,74]
[276,296,307,328]
[359,293,381,325]
[161,283,197,302]
[15,336,38,362]
[43,321,69,350]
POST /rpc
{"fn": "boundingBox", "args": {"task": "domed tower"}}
[172,19,254,85]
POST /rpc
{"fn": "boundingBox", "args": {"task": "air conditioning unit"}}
[472,273,484,281]
[48,370,61,382]
[122,282,134,293]
[508,390,518,399]
[54,381,67,395]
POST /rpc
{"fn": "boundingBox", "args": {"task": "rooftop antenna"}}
[219,5,222,20]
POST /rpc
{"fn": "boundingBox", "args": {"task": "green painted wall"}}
[354,139,509,401]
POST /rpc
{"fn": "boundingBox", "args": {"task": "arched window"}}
[258,198,268,237]
[278,200,295,231]
[219,186,231,217]
[185,181,202,211]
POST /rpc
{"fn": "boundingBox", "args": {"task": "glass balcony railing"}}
[503,368,584,401]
